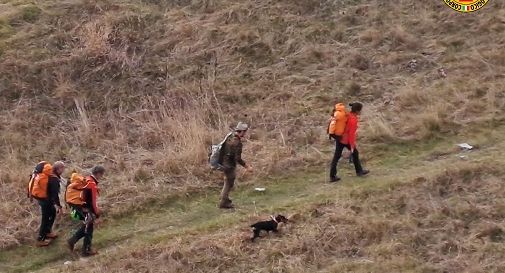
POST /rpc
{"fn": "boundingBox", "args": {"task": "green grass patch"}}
[0,19,14,38]
[19,4,41,23]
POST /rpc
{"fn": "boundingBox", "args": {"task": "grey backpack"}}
[209,132,233,171]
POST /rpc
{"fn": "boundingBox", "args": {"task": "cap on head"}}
[235,122,249,132]
[91,165,106,176]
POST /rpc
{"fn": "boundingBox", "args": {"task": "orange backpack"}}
[328,103,348,138]
[27,162,53,200]
[65,173,87,205]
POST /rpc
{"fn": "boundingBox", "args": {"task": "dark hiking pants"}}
[330,141,364,179]
[68,205,94,254]
[37,199,56,241]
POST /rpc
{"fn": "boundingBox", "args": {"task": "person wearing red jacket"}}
[67,165,105,256]
[330,102,369,182]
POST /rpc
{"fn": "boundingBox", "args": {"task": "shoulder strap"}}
[222,132,233,144]
[87,176,98,184]
[28,174,36,200]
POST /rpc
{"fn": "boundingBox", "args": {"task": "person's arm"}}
[235,142,247,168]
[48,177,62,208]
[348,117,358,151]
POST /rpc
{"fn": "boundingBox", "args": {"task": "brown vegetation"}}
[59,166,505,273]
[0,0,504,251]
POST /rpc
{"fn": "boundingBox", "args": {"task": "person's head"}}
[91,165,106,180]
[234,122,249,138]
[349,102,363,114]
[52,161,65,176]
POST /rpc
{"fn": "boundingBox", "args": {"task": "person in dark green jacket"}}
[219,122,253,209]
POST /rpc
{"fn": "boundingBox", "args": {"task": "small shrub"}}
[0,20,14,38]
[134,167,152,183]
[396,88,430,110]
[365,114,396,142]
[448,39,465,52]
[346,82,361,96]
[388,26,419,50]
[236,42,272,62]
[309,48,324,60]
[20,5,42,23]
[346,53,369,71]
[420,112,442,136]
[359,28,383,46]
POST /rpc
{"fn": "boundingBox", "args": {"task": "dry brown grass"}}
[0,0,504,250]
[54,165,505,273]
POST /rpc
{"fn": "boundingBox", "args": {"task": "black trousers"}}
[37,199,56,241]
[68,205,94,253]
[330,141,364,179]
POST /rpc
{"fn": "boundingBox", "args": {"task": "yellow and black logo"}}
[443,0,490,13]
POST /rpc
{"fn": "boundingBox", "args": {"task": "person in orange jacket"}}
[36,161,65,247]
[330,102,369,182]
[67,165,105,256]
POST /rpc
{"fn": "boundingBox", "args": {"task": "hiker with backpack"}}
[29,161,65,247]
[66,165,105,257]
[211,122,252,209]
[328,102,353,164]
[329,102,369,182]
[328,102,348,142]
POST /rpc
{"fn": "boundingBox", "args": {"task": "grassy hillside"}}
[1,0,504,271]
[2,124,505,272]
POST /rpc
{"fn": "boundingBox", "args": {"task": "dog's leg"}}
[251,229,260,242]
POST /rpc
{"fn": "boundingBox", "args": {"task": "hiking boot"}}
[357,170,370,177]
[329,177,341,183]
[36,240,50,247]
[219,201,234,209]
[82,248,98,257]
[219,204,234,209]
[67,239,76,252]
[46,232,58,239]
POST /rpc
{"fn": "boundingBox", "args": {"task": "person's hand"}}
[94,217,103,228]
